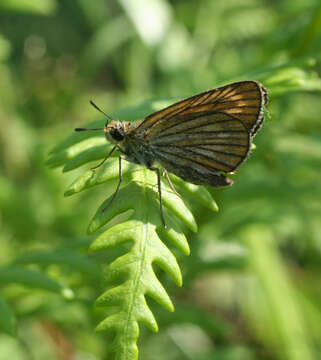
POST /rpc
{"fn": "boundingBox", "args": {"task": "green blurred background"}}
[0,0,321,359]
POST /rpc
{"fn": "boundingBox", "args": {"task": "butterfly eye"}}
[110,128,124,141]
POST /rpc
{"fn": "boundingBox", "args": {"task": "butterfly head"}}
[75,101,126,143]
[104,121,125,143]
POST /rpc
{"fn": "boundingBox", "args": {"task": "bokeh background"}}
[0,0,321,359]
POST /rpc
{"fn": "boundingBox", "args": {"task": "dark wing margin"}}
[136,80,268,138]
[150,112,251,176]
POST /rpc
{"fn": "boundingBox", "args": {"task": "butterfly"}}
[76,80,268,228]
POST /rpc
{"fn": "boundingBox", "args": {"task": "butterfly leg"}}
[91,146,117,170]
[102,156,122,212]
[163,169,182,198]
[151,167,167,229]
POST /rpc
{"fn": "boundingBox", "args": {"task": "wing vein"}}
[157,147,238,171]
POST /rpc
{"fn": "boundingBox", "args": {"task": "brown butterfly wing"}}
[148,111,250,186]
[136,80,268,138]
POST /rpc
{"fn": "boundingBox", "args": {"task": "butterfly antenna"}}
[90,100,113,122]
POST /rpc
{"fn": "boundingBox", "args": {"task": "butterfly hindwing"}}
[149,112,250,181]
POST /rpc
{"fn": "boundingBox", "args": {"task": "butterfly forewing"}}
[147,111,247,140]
[137,81,267,138]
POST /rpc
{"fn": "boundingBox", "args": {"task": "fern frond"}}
[48,100,217,360]
[88,168,199,359]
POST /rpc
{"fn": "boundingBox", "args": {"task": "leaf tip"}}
[62,165,71,173]
[190,221,198,233]
[211,200,219,212]
[64,189,75,197]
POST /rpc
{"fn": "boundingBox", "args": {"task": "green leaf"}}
[0,266,68,295]
[90,217,185,358]
[242,225,314,360]
[13,249,101,280]
[62,144,113,172]
[0,0,57,15]
[0,296,16,336]
[46,136,107,168]
[86,168,197,233]
[0,35,11,62]
[170,174,219,212]
[64,157,135,196]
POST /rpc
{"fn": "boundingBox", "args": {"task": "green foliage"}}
[0,266,67,294]
[0,0,321,359]
[243,226,313,360]
[0,296,16,336]
[0,0,57,15]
